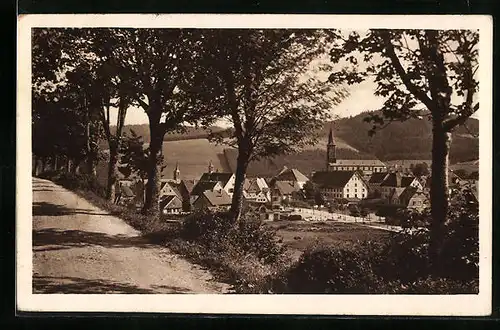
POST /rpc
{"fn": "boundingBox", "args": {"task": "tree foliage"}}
[412,162,430,177]
[328,29,479,262]
[32,28,104,172]
[329,29,479,134]
[200,29,348,222]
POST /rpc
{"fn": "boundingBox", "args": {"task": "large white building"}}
[312,170,369,201]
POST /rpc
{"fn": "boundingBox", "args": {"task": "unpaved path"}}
[32,177,231,294]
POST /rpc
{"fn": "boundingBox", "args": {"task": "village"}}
[115,127,479,227]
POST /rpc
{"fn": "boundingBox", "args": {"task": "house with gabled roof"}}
[243,177,271,203]
[398,186,429,211]
[270,180,302,205]
[311,170,369,201]
[379,172,422,200]
[193,189,232,212]
[197,172,236,197]
[274,166,309,189]
[159,195,183,215]
[159,180,182,199]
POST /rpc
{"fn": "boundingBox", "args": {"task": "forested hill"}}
[110,110,478,168]
[325,111,479,163]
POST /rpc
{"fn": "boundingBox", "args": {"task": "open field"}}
[268,221,391,260]
[450,160,479,174]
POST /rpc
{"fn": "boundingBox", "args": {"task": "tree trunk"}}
[66,157,72,173]
[142,127,163,217]
[106,143,119,202]
[33,155,40,176]
[53,155,58,171]
[42,157,48,172]
[230,148,250,223]
[86,158,97,176]
[429,122,452,265]
[73,160,81,174]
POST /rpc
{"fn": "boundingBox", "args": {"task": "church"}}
[325,126,387,176]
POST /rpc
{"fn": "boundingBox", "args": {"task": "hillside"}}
[110,125,228,142]
[96,138,230,184]
[328,111,479,163]
[111,110,479,164]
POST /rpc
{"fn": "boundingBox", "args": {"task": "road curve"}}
[32,177,230,294]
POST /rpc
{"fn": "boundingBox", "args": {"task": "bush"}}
[40,170,106,197]
[375,192,478,284]
[181,210,286,264]
[282,244,387,294]
[268,189,479,294]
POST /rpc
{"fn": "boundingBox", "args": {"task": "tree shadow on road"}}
[33,228,156,251]
[33,275,194,294]
[33,201,115,217]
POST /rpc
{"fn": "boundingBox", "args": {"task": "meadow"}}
[268,221,391,261]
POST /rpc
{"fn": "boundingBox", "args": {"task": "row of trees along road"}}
[33,28,479,256]
[32,29,346,220]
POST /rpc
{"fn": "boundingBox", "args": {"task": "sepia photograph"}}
[17,14,492,315]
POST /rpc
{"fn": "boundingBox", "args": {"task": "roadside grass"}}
[71,188,177,235]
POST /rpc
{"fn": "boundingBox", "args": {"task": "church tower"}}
[173,162,180,183]
[326,125,336,170]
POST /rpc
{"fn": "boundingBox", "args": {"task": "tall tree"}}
[81,30,136,201]
[328,29,479,261]
[202,29,347,222]
[99,29,220,216]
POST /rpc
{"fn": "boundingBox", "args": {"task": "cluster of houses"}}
[116,126,478,218]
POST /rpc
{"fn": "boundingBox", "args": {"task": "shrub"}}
[282,244,387,294]
[181,210,233,246]
[40,170,107,197]
[375,191,478,284]
[181,210,286,264]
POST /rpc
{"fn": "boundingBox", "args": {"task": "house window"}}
[355,189,357,193]
[229,188,234,193]
[347,194,350,198]
[355,183,357,187]
[355,194,358,198]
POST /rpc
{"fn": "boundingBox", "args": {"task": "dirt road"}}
[32,177,231,294]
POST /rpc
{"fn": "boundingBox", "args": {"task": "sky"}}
[109,79,388,127]
[109,78,478,127]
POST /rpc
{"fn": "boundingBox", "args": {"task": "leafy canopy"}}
[328,29,479,135]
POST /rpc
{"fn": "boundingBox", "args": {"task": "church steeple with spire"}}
[326,125,337,170]
[173,162,180,183]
